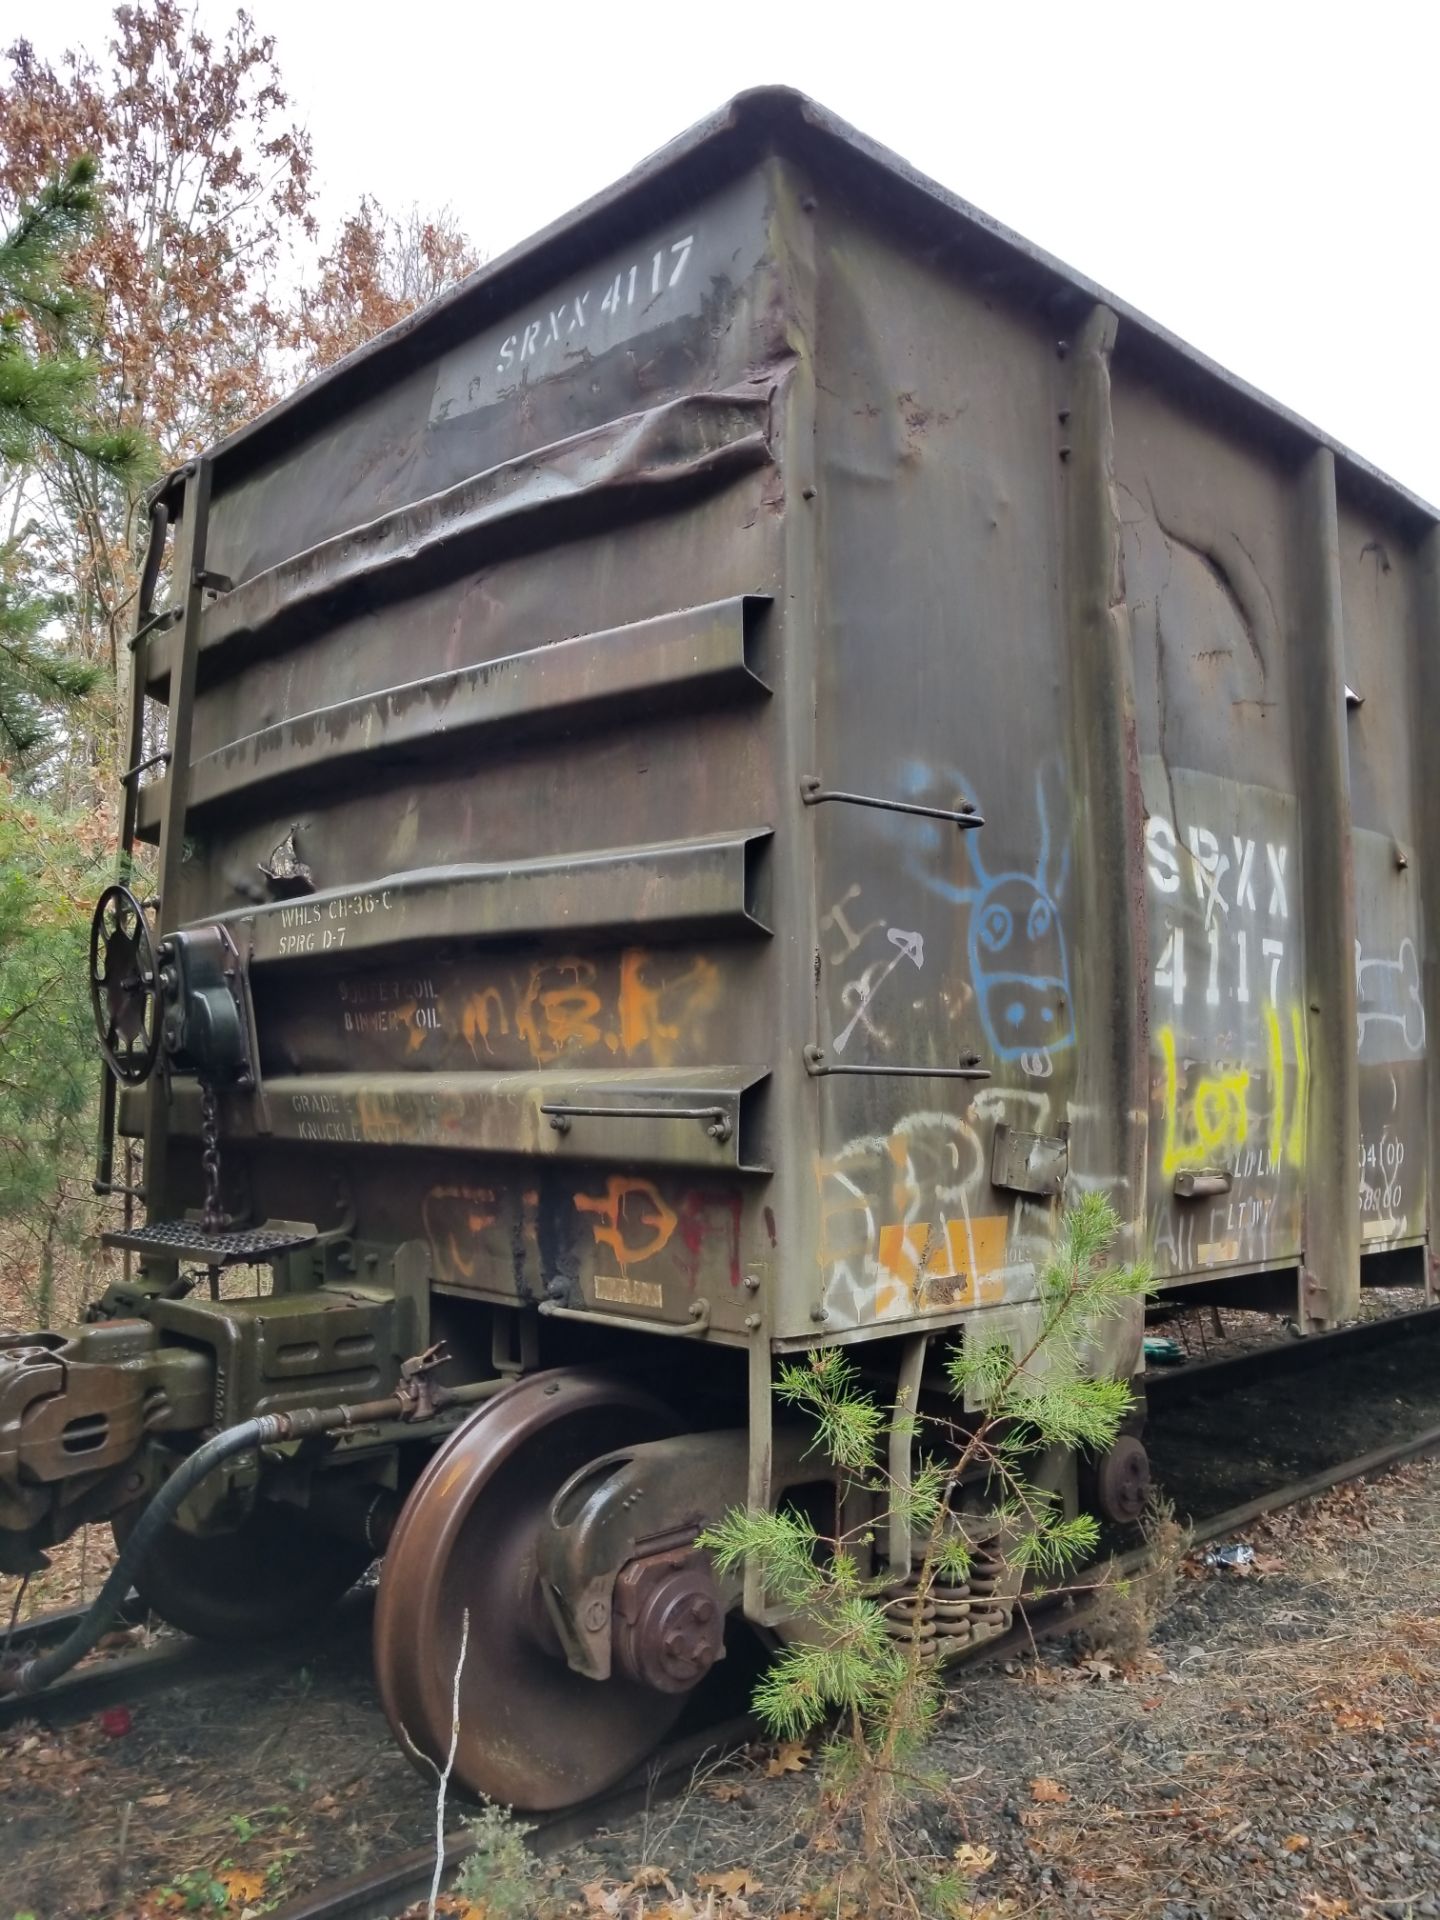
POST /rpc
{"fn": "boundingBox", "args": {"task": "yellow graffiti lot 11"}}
[1157,1006,1308,1180]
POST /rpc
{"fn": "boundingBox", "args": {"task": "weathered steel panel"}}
[123,88,1439,1360]
[1339,506,1427,1260]
[1114,378,1311,1286]
[804,201,1076,1340]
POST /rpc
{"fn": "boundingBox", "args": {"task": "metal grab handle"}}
[800,774,983,828]
[540,1101,732,1143]
[538,1299,711,1338]
[129,603,182,652]
[803,1045,990,1081]
[136,499,170,620]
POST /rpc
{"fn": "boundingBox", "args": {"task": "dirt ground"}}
[0,1598,438,1919]
[2,1310,1436,1919]
[3,1458,1433,1919]
[532,1456,1440,1920]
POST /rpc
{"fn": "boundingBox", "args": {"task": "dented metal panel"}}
[126,88,1437,1363]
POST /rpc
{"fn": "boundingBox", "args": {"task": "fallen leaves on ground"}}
[218,1869,267,1901]
[952,1842,998,1874]
[628,1865,677,1893]
[696,1867,764,1895]
[395,1899,483,1920]
[1076,1655,1117,1683]
[1029,1776,1069,1804]
[763,1740,811,1777]
[583,1884,763,1920]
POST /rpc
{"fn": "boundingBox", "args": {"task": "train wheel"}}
[112,1500,373,1640]
[374,1369,682,1810]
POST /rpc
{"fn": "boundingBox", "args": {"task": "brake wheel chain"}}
[199,1080,225,1235]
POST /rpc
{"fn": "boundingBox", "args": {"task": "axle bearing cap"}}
[1096,1434,1151,1525]
[611,1550,724,1695]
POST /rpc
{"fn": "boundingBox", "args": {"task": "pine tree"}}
[700,1194,1155,1907]
[0,155,147,769]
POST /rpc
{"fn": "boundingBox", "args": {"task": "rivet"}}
[810,1304,829,1323]
[744,1313,761,1331]
[802,485,817,500]
[743,1274,761,1291]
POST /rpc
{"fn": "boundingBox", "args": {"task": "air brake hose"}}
[7,1413,273,1697]
[2,1372,503,1699]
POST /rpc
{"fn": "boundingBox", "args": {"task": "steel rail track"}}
[1144,1299,1440,1406]
[267,1712,764,1920]
[2,1588,142,1656]
[262,1413,1440,1920]
[1180,1414,1440,1547]
[9,1300,1433,1727]
[0,1585,374,1732]
[6,1350,1437,1915]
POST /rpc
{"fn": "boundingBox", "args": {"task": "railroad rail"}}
[1145,1300,1440,1407]
[261,1411,1440,1920]
[6,1325,1438,1919]
[0,1586,373,1732]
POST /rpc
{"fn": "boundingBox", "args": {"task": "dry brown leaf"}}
[952,1841,998,1874]
[1077,1656,1117,1684]
[1029,1776,1069,1804]
[706,1780,748,1802]
[137,1790,172,1808]
[764,1740,812,1777]
[1282,1833,1310,1853]
[697,1867,764,1895]
[218,1871,266,1902]
[628,1865,676,1892]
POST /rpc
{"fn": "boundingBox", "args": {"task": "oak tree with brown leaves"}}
[0,3,480,1311]
[0,1,479,797]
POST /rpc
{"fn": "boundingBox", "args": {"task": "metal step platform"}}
[100,1221,316,1266]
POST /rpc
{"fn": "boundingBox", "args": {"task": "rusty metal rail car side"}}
[2,88,1437,1807]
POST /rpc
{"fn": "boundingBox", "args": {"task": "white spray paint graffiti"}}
[1355,936,1425,1059]
[815,1092,1060,1327]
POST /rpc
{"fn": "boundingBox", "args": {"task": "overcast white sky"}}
[25,0,1440,508]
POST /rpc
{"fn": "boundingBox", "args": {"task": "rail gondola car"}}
[2,89,1437,1809]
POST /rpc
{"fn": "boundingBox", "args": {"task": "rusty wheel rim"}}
[374,1368,682,1810]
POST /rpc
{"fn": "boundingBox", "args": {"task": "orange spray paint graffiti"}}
[573,1176,678,1270]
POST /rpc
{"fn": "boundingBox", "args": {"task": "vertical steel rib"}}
[142,459,214,1231]
[1293,449,1360,1325]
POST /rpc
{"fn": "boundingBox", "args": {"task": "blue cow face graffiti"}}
[899,764,1074,1074]
[966,869,1070,1066]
